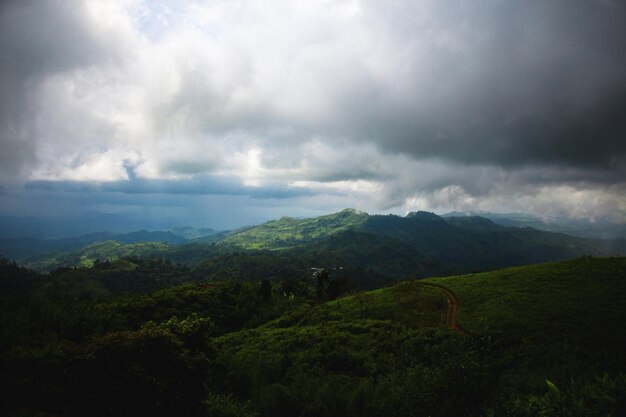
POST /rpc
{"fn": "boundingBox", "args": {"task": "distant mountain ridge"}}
[0,227,220,261]
[211,209,625,277]
[6,209,626,278]
[442,210,626,239]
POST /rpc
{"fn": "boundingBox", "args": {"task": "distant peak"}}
[339,208,367,215]
[405,211,441,220]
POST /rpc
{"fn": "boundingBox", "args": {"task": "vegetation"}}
[219,208,369,250]
[12,210,624,306]
[1,255,624,416]
[24,241,174,271]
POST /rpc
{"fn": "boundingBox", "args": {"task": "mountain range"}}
[0,227,220,262]
[5,209,624,281]
[442,210,626,239]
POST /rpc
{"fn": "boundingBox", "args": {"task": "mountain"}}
[219,209,622,267]
[442,210,626,239]
[293,212,626,279]
[218,208,369,249]
[0,232,116,261]
[23,241,175,271]
[0,230,188,262]
[10,209,626,280]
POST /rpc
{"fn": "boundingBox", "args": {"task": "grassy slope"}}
[219,209,369,250]
[427,256,626,346]
[217,282,449,353]
[213,283,456,415]
[215,282,449,375]
[269,281,447,329]
[217,257,626,356]
[213,257,626,416]
[5,257,625,416]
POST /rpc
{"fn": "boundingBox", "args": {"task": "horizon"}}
[1,207,624,241]
[1,0,625,232]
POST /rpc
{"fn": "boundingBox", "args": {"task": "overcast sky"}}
[1,0,625,232]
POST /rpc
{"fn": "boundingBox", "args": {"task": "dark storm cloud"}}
[24,175,314,199]
[0,0,624,222]
[346,0,626,171]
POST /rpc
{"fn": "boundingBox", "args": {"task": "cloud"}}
[24,174,315,199]
[0,0,624,222]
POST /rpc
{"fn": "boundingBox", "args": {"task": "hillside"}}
[219,208,369,249]
[220,209,621,259]
[209,257,626,416]
[1,257,624,416]
[24,241,175,271]
[428,256,626,346]
[215,209,623,278]
[443,211,626,239]
[14,209,626,281]
[0,229,189,262]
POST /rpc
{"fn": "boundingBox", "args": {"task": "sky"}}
[0,0,625,234]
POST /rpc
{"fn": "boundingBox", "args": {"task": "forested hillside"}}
[8,210,624,284]
[1,256,624,416]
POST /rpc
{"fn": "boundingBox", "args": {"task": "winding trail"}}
[417,282,468,335]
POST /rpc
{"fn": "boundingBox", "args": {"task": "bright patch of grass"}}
[265,281,448,330]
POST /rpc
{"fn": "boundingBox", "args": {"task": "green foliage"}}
[216,323,491,417]
[259,279,272,301]
[1,256,625,416]
[428,257,626,347]
[507,374,626,417]
[25,241,174,271]
[219,208,369,250]
[202,393,259,417]
[63,319,214,417]
[16,210,623,293]
[143,313,216,349]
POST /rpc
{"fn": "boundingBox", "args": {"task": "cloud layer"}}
[1,0,625,223]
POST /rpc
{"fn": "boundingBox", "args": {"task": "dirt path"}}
[417,282,468,335]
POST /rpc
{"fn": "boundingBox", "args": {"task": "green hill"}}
[428,256,626,346]
[0,230,189,262]
[210,257,626,417]
[13,209,626,287]
[219,208,369,249]
[219,209,620,265]
[24,240,174,271]
[1,257,625,416]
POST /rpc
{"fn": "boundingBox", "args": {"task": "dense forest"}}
[1,255,625,416]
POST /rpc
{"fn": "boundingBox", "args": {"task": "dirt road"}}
[418,282,468,335]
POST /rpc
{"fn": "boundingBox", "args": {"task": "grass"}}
[6,256,626,416]
[213,280,452,390]
[264,281,448,330]
[214,280,452,381]
[220,209,369,250]
[426,256,626,346]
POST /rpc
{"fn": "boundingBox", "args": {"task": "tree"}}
[259,279,272,301]
[315,269,330,299]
